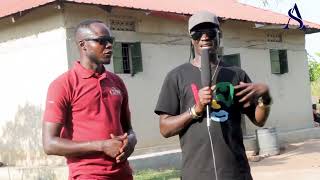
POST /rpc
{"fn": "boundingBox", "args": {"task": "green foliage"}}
[308,59,320,82]
[311,80,320,97]
[310,53,320,97]
[134,169,180,180]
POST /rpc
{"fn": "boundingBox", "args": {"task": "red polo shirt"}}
[43,61,132,180]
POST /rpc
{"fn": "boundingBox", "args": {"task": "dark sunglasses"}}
[83,36,115,45]
[190,29,218,40]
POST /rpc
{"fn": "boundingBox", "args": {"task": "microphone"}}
[201,47,212,127]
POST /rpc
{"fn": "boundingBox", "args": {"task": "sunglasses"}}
[83,36,115,45]
[190,29,218,40]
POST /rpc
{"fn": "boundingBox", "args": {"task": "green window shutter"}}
[279,50,288,73]
[113,42,123,73]
[223,54,241,67]
[130,42,143,74]
[270,49,281,74]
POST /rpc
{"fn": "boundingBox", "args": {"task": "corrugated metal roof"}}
[0,0,55,18]
[1,0,319,30]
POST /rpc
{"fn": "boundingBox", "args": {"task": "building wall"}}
[63,4,313,154]
[63,4,190,154]
[0,5,68,165]
[222,21,312,135]
[0,3,313,166]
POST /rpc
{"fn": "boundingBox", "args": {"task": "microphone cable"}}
[206,53,221,180]
[207,119,218,180]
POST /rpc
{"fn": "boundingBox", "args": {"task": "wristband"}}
[189,105,202,119]
[257,96,272,108]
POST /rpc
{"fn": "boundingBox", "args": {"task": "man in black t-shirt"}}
[155,11,272,180]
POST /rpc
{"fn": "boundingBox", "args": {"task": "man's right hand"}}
[100,134,127,158]
[196,86,214,114]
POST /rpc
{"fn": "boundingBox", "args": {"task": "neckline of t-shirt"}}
[188,61,223,71]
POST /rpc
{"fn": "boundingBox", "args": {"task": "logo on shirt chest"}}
[210,82,234,122]
[109,87,122,96]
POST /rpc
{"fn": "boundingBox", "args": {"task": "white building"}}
[0,0,319,169]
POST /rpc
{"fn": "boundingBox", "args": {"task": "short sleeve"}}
[118,77,131,127]
[43,79,69,124]
[155,72,180,116]
[241,70,252,84]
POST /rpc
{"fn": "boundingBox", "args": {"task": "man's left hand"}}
[111,132,137,163]
[234,82,270,108]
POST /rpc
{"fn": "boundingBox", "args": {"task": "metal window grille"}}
[110,19,135,31]
[266,33,282,42]
[121,43,131,73]
[270,49,288,74]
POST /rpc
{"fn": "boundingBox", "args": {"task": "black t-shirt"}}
[155,63,254,180]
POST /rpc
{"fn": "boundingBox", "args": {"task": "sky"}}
[239,0,320,61]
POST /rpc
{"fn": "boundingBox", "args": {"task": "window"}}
[270,49,288,74]
[266,33,282,43]
[223,53,241,67]
[110,19,135,31]
[113,42,143,75]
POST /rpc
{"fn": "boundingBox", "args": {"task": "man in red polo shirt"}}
[42,19,137,180]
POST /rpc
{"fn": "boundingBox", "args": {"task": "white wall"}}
[63,4,190,154]
[62,4,314,153]
[0,3,313,165]
[119,43,188,153]
[222,21,313,135]
[0,5,68,165]
[0,28,68,126]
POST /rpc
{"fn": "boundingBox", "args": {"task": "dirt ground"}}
[250,139,320,180]
[1,139,320,180]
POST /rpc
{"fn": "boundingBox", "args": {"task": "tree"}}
[308,60,320,82]
[309,53,320,97]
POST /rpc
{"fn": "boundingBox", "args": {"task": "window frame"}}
[113,42,143,76]
[269,49,288,74]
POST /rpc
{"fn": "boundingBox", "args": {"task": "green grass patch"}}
[134,169,180,180]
